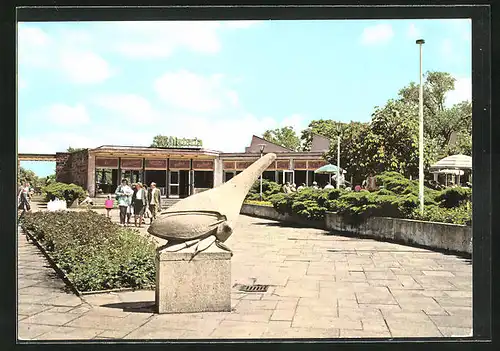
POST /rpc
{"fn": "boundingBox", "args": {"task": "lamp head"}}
[258,144,266,153]
[416,39,425,45]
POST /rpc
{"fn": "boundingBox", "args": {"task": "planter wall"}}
[241,204,472,255]
[240,204,324,229]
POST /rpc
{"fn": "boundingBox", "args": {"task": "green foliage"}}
[20,211,156,292]
[412,203,472,226]
[244,200,273,207]
[267,171,470,225]
[435,187,472,208]
[247,179,283,201]
[262,126,301,151]
[42,182,87,205]
[67,146,85,153]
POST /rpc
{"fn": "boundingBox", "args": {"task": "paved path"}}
[18,211,472,340]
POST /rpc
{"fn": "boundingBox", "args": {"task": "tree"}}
[67,146,85,153]
[18,167,40,187]
[397,71,472,156]
[300,120,351,151]
[262,126,301,151]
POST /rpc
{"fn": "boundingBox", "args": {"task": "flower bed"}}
[20,210,157,292]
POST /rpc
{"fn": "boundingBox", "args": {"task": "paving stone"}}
[210,320,268,338]
[270,309,296,321]
[17,303,53,316]
[437,327,472,337]
[17,214,472,340]
[428,315,472,329]
[234,299,278,311]
[225,309,273,323]
[18,324,57,340]
[65,313,152,332]
[339,329,391,338]
[292,314,362,330]
[23,311,83,326]
[36,326,104,340]
[263,327,340,338]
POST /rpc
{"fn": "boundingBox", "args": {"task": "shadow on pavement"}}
[101,301,156,313]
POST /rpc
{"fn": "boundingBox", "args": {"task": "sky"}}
[17,19,471,177]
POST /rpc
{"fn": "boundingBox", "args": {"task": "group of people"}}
[281,172,378,194]
[113,179,162,227]
[17,182,34,213]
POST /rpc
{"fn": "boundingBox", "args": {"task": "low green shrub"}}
[247,179,283,201]
[20,211,156,292]
[42,182,86,205]
[412,202,472,226]
[244,199,273,207]
[435,187,472,208]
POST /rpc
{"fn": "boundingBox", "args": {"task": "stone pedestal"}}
[155,244,232,314]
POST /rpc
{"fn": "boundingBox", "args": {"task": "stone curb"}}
[20,226,154,297]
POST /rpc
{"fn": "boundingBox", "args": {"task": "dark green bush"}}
[42,182,86,205]
[435,187,472,208]
[412,202,472,225]
[247,179,283,201]
[20,211,156,292]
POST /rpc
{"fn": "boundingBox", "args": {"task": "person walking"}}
[132,182,148,227]
[148,182,162,224]
[115,179,133,226]
[104,194,114,218]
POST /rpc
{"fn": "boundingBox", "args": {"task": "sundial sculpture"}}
[148,153,277,259]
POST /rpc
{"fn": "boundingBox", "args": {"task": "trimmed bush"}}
[20,211,156,292]
[435,187,472,208]
[247,179,283,201]
[266,171,472,225]
[42,182,86,205]
[412,203,472,226]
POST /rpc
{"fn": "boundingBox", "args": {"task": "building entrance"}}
[179,170,190,198]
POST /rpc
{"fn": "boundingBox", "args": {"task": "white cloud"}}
[59,50,112,84]
[42,103,91,125]
[18,24,113,85]
[93,94,161,123]
[360,23,394,45]
[154,70,239,112]
[17,25,52,67]
[445,76,471,107]
[407,23,421,39]
[112,21,222,59]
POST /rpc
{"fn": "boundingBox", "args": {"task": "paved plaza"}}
[18,209,472,340]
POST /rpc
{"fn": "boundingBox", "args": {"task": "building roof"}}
[244,135,294,153]
[92,145,222,154]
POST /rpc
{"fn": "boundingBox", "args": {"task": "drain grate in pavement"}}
[238,284,269,293]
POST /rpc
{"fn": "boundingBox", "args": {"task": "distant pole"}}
[337,135,341,189]
[416,39,425,214]
[259,144,266,201]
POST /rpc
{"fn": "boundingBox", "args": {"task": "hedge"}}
[266,172,472,225]
[20,210,156,292]
[42,182,87,205]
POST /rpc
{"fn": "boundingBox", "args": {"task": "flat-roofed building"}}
[50,134,331,198]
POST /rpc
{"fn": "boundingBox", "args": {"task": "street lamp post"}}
[337,135,341,189]
[259,144,266,201]
[416,38,425,215]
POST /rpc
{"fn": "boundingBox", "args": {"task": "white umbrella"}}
[430,169,464,175]
[430,154,472,170]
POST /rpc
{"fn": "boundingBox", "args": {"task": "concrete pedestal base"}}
[155,244,232,314]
